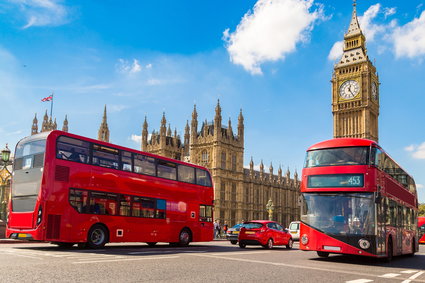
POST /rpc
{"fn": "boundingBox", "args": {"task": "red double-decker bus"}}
[419,217,425,244]
[6,130,214,248]
[299,138,418,261]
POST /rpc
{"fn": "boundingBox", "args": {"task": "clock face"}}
[339,80,360,100]
[371,82,378,100]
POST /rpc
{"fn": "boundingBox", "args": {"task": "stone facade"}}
[332,2,380,142]
[142,101,300,227]
[31,111,68,135]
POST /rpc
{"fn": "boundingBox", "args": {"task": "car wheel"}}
[286,239,293,249]
[263,238,273,249]
[317,251,329,258]
[230,240,238,245]
[239,242,246,248]
[147,242,157,247]
[178,228,191,247]
[87,224,108,249]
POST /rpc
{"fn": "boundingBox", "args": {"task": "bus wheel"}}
[178,229,191,247]
[409,239,416,256]
[385,238,393,262]
[286,239,293,249]
[53,242,74,248]
[263,238,274,249]
[87,224,108,249]
[147,242,157,247]
[317,251,329,258]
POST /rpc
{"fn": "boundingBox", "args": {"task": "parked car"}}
[288,221,300,241]
[226,223,243,244]
[238,220,293,249]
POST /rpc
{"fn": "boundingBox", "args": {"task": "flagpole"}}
[50,91,54,118]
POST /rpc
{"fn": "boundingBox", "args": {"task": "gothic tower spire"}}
[62,115,68,132]
[98,105,110,142]
[142,116,148,151]
[31,113,38,135]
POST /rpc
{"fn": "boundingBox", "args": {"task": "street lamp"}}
[266,199,274,221]
[0,144,12,222]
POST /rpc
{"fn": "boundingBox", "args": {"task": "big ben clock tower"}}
[332,1,379,142]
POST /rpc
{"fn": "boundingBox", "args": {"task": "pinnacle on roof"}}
[345,0,362,37]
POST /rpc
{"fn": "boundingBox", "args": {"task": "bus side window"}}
[196,169,212,187]
[157,160,177,180]
[121,151,132,172]
[57,136,90,164]
[178,165,195,184]
[134,154,156,176]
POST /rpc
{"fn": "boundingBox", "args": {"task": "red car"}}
[238,220,293,249]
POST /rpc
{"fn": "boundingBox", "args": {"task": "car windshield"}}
[243,222,263,229]
[231,224,243,229]
[304,146,369,168]
[289,222,299,230]
[301,193,375,236]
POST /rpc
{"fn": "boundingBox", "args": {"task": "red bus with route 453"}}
[6,130,214,248]
[299,138,418,261]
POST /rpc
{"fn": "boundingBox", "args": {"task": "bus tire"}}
[317,251,329,258]
[87,224,109,249]
[385,237,393,262]
[147,242,157,247]
[178,228,191,247]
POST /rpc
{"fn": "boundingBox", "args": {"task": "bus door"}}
[396,205,403,255]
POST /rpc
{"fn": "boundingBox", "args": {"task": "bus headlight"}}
[301,234,309,245]
[358,239,370,249]
[36,205,42,225]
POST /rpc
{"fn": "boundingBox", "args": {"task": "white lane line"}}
[72,255,179,264]
[189,253,425,282]
[379,273,400,278]
[211,251,271,256]
[402,271,425,283]
[345,279,373,283]
[401,270,419,274]
[0,252,43,260]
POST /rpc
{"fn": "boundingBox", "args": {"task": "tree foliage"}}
[419,204,425,217]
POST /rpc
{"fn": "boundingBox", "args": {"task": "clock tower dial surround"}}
[331,1,380,142]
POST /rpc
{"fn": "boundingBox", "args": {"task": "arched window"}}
[201,150,209,164]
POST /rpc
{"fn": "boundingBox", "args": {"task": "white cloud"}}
[417,184,424,189]
[328,40,343,61]
[405,142,425,159]
[109,105,128,113]
[383,7,396,18]
[9,0,69,28]
[358,4,385,42]
[392,11,425,58]
[131,134,141,144]
[116,58,143,74]
[223,0,325,75]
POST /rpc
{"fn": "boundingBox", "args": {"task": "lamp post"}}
[0,144,12,221]
[266,199,274,221]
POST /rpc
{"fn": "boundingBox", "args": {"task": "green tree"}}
[419,204,425,217]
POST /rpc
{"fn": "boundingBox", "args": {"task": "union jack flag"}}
[41,94,53,102]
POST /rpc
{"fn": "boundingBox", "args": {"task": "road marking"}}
[72,255,179,264]
[211,251,271,256]
[401,271,425,283]
[189,254,425,282]
[345,279,373,283]
[379,273,400,278]
[401,270,419,274]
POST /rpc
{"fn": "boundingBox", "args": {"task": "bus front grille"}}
[46,214,61,239]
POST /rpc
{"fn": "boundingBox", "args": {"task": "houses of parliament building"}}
[29,2,380,227]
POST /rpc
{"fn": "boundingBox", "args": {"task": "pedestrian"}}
[214,220,219,239]
[216,220,221,239]
[223,221,228,237]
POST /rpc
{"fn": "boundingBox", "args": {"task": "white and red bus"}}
[299,138,418,261]
[6,130,214,248]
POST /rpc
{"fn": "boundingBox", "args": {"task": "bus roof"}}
[25,130,210,171]
[307,138,378,151]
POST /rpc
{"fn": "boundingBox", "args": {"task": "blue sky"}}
[0,0,424,203]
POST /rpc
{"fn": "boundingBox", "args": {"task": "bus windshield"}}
[304,146,369,168]
[301,193,375,236]
[14,139,46,170]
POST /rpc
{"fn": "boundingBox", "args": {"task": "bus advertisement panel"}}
[299,138,418,261]
[6,131,214,248]
[419,217,425,244]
